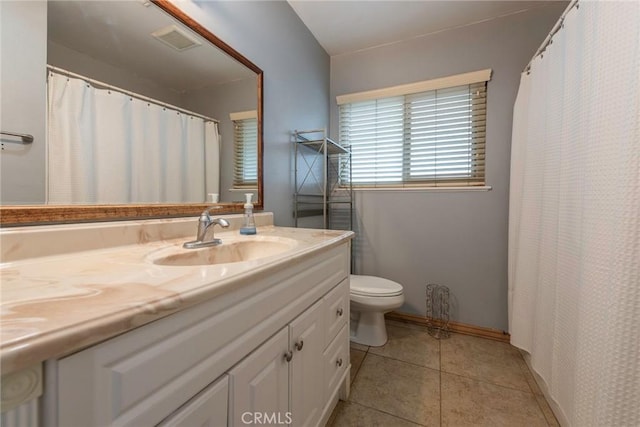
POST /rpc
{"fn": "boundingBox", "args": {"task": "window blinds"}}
[231,114,258,188]
[338,71,489,187]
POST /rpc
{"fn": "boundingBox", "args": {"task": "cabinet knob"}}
[336,358,343,367]
[284,351,293,362]
[337,307,343,317]
[294,340,304,351]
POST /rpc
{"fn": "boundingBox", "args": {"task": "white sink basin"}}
[150,237,297,266]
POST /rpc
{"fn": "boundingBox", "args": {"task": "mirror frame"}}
[0,0,263,226]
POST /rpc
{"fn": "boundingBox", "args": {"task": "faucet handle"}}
[200,206,221,221]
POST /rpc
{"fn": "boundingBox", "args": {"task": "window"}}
[337,70,490,187]
[230,111,258,188]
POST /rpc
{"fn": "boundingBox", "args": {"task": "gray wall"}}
[330,3,566,330]
[0,1,47,204]
[180,0,330,225]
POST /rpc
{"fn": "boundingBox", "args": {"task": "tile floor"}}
[327,320,559,427]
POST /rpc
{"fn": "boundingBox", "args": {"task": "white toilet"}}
[349,274,405,347]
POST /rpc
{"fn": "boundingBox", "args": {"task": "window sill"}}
[351,186,492,193]
[228,188,258,192]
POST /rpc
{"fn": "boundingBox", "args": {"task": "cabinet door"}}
[158,375,228,427]
[289,299,325,427]
[229,327,289,426]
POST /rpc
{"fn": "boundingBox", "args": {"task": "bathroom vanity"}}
[0,215,353,426]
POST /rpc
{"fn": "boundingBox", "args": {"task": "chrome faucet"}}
[183,208,230,249]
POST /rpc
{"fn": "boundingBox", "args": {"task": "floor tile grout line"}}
[367,351,440,371]
[530,393,557,427]
[440,369,538,395]
[515,357,560,422]
[349,351,366,385]
[344,324,552,426]
[346,399,428,426]
[519,358,545,396]
[366,351,441,375]
[349,344,370,386]
[348,348,430,426]
[387,327,439,340]
[438,347,550,426]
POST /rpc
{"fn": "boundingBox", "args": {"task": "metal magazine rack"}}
[293,129,352,232]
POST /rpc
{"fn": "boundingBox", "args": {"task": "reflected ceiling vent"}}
[151,25,201,52]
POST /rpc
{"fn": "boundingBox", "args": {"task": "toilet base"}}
[350,311,388,347]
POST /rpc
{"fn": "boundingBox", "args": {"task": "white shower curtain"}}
[47,71,220,204]
[509,2,639,426]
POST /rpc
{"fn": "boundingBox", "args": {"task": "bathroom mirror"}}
[0,0,263,225]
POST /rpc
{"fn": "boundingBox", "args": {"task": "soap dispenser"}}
[240,193,257,235]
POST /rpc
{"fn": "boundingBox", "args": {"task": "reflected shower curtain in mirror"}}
[508,2,639,426]
[47,71,219,204]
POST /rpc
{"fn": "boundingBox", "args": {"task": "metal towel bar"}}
[1,131,34,144]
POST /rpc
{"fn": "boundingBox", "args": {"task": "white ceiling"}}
[288,1,565,56]
[48,1,256,93]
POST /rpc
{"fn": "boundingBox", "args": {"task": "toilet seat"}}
[350,274,403,297]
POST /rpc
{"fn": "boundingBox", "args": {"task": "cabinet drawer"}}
[323,279,349,348]
[157,375,228,427]
[323,324,349,397]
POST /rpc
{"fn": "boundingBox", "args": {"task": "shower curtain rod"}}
[524,0,579,74]
[47,65,220,124]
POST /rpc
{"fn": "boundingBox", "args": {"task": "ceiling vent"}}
[151,25,201,52]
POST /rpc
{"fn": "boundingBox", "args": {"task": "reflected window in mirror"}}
[230,111,258,190]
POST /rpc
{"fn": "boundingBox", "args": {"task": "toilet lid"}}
[350,274,404,297]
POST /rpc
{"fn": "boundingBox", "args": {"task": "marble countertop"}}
[0,224,353,374]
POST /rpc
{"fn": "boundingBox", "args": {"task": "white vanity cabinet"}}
[229,297,332,427]
[229,285,350,427]
[49,243,350,427]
